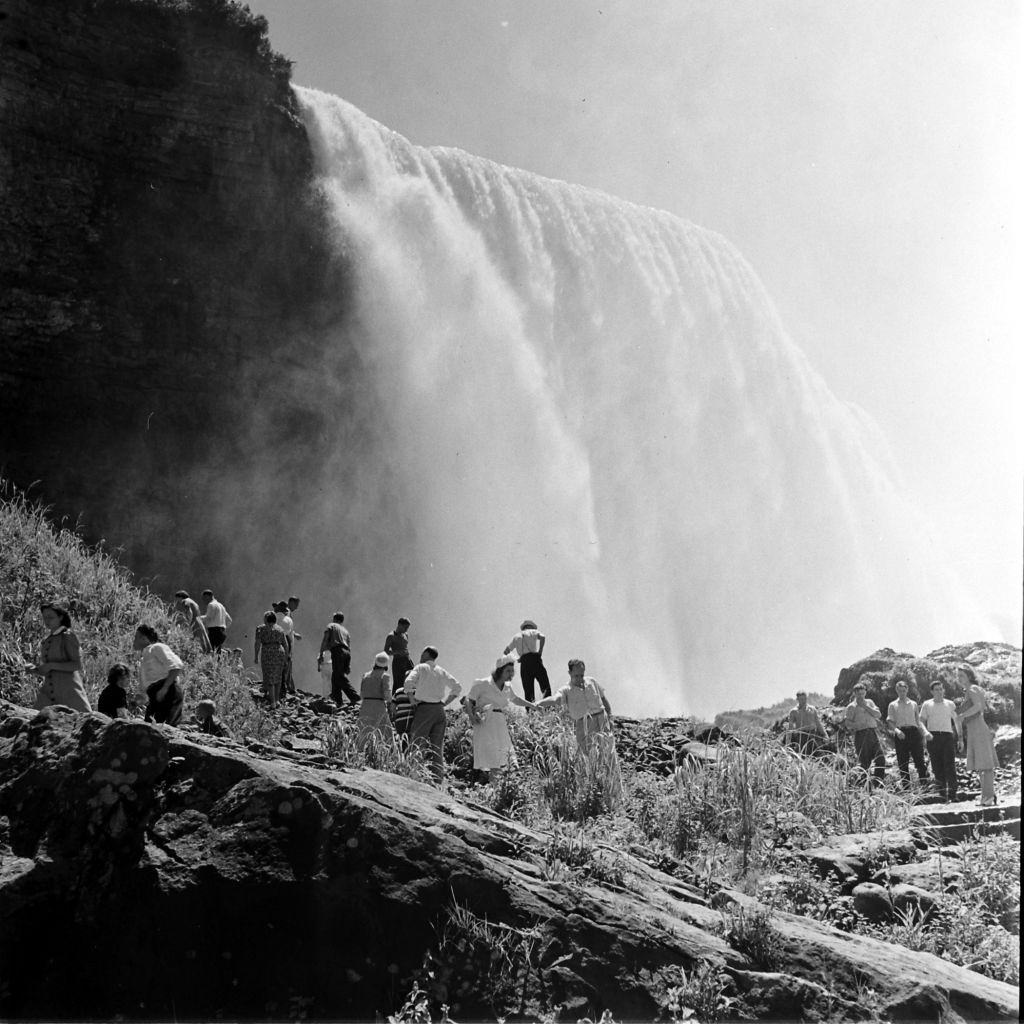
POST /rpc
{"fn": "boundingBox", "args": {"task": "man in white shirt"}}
[503,619,551,702]
[919,679,960,801]
[844,681,886,787]
[541,658,613,749]
[274,601,296,695]
[405,646,462,784]
[200,589,233,653]
[886,680,931,788]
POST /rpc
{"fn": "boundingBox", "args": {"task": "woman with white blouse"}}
[464,655,536,782]
[134,624,185,726]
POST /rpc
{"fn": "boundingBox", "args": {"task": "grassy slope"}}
[0,482,277,740]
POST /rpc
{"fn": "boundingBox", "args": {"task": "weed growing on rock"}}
[320,718,431,782]
[541,826,626,889]
[718,905,782,971]
[663,960,734,1022]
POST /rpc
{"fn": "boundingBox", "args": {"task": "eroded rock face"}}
[0,702,1018,1022]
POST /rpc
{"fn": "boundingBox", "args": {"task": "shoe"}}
[979,798,997,807]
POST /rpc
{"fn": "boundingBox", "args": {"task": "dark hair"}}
[201,589,214,597]
[289,595,300,603]
[107,662,130,685]
[174,590,189,599]
[422,645,439,661]
[567,658,585,673]
[40,603,72,628]
[398,617,410,627]
[135,623,160,644]
[957,664,979,686]
[264,610,277,624]
[332,612,345,624]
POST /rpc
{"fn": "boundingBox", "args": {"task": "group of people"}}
[340,617,615,785]
[784,672,1000,805]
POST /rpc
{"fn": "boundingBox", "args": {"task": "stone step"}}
[912,800,1021,827]
[913,817,1020,846]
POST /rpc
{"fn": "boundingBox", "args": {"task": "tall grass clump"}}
[321,717,431,782]
[0,480,274,741]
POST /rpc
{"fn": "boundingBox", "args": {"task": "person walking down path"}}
[844,681,887,788]
[920,680,961,802]
[406,646,462,784]
[174,590,212,654]
[319,612,359,705]
[356,652,394,748]
[956,667,999,806]
[254,610,288,709]
[384,617,414,693]
[30,603,91,712]
[465,654,538,783]
[784,691,827,754]
[541,659,613,749]
[134,624,184,726]
[504,619,551,702]
[886,680,931,788]
[200,589,232,653]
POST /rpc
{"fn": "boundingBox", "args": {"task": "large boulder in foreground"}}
[0,703,1017,1022]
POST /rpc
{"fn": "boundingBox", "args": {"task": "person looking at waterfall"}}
[318,612,359,705]
[384,617,414,693]
[503,619,551,702]
[200,589,232,653]
[540,659,613,748]
[404,646,462,784]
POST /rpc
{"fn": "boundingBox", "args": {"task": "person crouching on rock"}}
[134,624,185,726]
[540,658,613,749]
[405,646,462,784]
[195,698,229,738]
[465,654,539,784]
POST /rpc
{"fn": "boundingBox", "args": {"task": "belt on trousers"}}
[362,697,384,701]
[416,701,442,705]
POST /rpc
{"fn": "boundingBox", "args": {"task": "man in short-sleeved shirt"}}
[919,680,960,800]
[844,681,885,786]
[785,691,826,753]
[200,590,232,652]
[504,619,551,702]
[406,646,461,784]
[319,612,358,704]
[886,680,931,787]
[545,659,612,749]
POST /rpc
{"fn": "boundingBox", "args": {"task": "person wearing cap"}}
[503,619,551,702]
[784,691,826,754]
[541,659,613,749]
[273,600,296,696]
[405,646,462,784]
[844,678,886,787]
[465,654,538,783]
[356,652,394,748]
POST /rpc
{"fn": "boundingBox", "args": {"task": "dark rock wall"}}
[0,0,347,590]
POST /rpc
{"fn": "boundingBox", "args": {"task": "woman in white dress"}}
[465,655,537,782]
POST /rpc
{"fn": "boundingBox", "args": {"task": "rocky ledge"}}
[0,702,1017,1022]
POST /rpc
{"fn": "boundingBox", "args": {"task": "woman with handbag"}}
[30,603,91,712]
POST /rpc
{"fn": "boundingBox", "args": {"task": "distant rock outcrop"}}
[0,702,1018,1022]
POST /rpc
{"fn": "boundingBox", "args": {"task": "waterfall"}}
[293,86,992,716]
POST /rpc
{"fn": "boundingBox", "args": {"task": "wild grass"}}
[320,717,431,782]
[0,480,276,741]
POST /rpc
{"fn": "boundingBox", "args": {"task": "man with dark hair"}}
[844,680,886,788]
[384,616,414,692]
[174,590,211,653]
[920,679,959,801]
[274,600,296,696]
[200,589,232,653]
[887,679,931,788]
[785,690,827,754]
[405,646,462,784]
[503,619,551,701]
[318,612,358,704]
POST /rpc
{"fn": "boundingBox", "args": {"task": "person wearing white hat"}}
[355,651,394,748]
[464,654,538,783]
[503,619,551,702]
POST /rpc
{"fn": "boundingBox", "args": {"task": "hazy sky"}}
[248,0,1023,642]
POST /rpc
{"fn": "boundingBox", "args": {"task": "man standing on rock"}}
[919,679,960,801]
[318,612,359,705]
[274,601,296,696]
[886,680,931,789]
[405,646,462,784]
[541,659,613,749]
[384,616,414,693]
[503,619,551,702]
[174,590,211,654]
[844,680,886,787]
[200,589,232,653]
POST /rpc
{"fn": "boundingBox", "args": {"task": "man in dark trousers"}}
[503,619,551,702]
[318,612,359,704]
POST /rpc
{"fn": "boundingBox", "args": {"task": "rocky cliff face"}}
[0,702,1018,1022]
[0,0,346,588]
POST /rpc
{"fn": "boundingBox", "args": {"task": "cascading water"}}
[293,86,992,716]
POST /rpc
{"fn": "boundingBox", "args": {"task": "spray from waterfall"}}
[284,86,992,717]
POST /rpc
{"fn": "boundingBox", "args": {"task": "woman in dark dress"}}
[30,603,91,712]
[254,610,288,708]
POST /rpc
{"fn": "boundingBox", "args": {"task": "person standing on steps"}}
[503,619,551,702]
[919,679,960,802]
[405,646,462,784]
[844,680,886,788]
[318,611,359,705]
[384,616,414,693]
[886,679,931,788]
[200,589,232,653]
[955,666,999,807]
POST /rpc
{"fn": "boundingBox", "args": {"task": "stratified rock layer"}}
[0,702,1017,1022]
